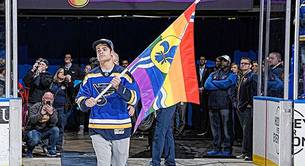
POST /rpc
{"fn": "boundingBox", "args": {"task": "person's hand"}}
[41,105,47,115]
[31,62,39,72]
[128,105,135,116]
[111,76,121,90]
[65,74,72,82]
[45,105,54,115]
[85,97,97,107]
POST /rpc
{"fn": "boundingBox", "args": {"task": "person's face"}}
[240,59,252,72]
[42,92,54,105]
[252,62,258,73]
[84,65,91,73]
[199,57,206,66]
[215,58,221,68]
[267,54,280,66]
[220,59,230,69]
[122,60,129,67]
[231,64,239,73]
[38,62,48,71]
[57,69,65,79]
[96,44,112,63]
[64,54,72,64]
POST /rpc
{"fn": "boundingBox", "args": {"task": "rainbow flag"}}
[128,0,200,131]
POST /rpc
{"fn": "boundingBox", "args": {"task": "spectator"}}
[49,68,74,153]
[121,59,129,68]
[61,53,84,132]
[235,57,257,161]
[214,56,221,71]
[25,92,59,158]
[23,59,53,107]
[204,55,237,157]
[194,56,213,137]
[151,105,177,166]
[251,61,258,74]
[267,52,284,98]
[76,38,139,166]
[231,63,239,74]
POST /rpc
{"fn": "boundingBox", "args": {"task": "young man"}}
[235,57,257,161]
[76,38,138,166]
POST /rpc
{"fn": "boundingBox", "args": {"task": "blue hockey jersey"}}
[76,65,139,140]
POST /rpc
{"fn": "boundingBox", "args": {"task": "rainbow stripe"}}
[128,1,199,131]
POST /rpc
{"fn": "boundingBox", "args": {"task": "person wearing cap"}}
[25,91,59,158]
[76,38,139,166]
[204,55,237,157]
[23,58,53,107]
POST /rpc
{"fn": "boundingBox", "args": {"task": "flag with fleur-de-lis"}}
[127,1,200,132]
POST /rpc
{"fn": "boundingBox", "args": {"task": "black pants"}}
[236,108,253,156]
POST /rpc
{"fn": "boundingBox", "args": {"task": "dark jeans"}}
[56,107,69,147]
[174,103,186,132]
[152,105,176,166]
[209,109,232,151]
[236,108,253,156]
[26,127,59,153]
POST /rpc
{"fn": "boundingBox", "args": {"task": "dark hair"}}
[269,52,282,61]
[240,57,252,64]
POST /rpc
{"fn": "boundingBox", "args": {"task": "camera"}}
[46,101,51,105]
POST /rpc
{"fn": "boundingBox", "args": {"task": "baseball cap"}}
[92,38,114,51]
[220,55,231,63]
[40,59,49,66]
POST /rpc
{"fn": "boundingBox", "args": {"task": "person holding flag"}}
[76,38,139,166]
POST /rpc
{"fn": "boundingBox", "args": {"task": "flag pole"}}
[94,68,128,102]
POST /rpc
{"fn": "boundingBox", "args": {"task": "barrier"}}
[253,96,292,166]
[293,100,305,166]
[0,98,22,166]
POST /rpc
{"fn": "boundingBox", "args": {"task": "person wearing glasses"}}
[235,57,257,161]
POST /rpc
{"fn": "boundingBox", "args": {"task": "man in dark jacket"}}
[235,57,257,161]
[267,52,284,98]
[204,55,237,156]
[193,56,213,136]
[25,92,59,158]
[23,59,53,107]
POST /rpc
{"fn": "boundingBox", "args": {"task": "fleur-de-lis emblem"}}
[151,36,180,73]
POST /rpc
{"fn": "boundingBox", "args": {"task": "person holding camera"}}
[25,92,59,158]
[23,58,53,107]
[49,68,74,153]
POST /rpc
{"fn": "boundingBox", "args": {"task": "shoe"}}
[207,150,221,156]
[221,150,232,157]
[197,132,207,136]
[244,155,252,161]
[42,145,48,154]
[47,150,57,157]
[236,153,246,159]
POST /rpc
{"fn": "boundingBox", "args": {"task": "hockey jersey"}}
[76,65,139,140]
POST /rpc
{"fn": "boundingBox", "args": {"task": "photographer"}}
[23,58,53,107]
[49,68,74,152]
[25,92,59,158]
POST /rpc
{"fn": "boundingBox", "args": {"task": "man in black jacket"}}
[23,59,53,107]
[235,57,257,161]
[193,56,213,136]
[25,92,59,158]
